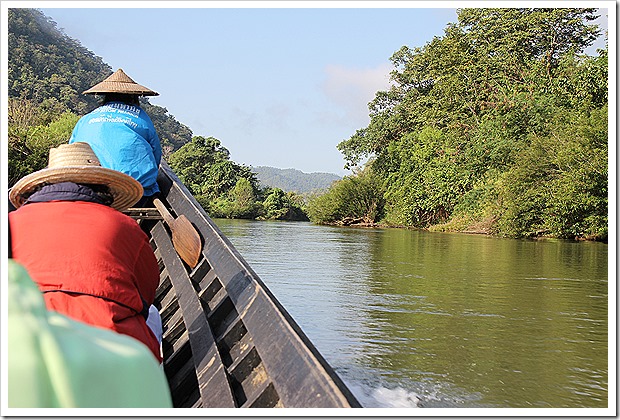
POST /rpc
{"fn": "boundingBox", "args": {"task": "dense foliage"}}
[168,136,307,220]
[167,136,256,206]
[8,98,79,186]
[260,187,308,221]
[306,166,384,226]
[313,8,608,241]
[8,8,105,116]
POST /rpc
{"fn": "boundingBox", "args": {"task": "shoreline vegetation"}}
[8,8,608,243]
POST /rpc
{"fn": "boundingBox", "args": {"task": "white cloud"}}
[230,105,259,136]
[320,63,393,125]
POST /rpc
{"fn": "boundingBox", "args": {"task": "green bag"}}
[8,260,173,408]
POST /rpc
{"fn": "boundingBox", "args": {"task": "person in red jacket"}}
[9,142,162,362]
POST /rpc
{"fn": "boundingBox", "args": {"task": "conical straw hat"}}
[10,142,143,211]
[83,68,159,96]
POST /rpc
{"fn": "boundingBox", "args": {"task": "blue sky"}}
[20,3,611,175]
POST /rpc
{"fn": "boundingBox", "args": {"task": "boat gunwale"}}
[148,161,361,408]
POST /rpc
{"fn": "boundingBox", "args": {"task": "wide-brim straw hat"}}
[83,68,159,96]
[10,142,143,211]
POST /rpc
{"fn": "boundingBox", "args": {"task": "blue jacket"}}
[69,102,162,196]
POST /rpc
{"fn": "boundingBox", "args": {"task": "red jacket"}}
[10,201,162,362]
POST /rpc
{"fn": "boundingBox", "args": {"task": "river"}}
[213,218,609,410]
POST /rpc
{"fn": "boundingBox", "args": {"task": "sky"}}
[7,2,612,176]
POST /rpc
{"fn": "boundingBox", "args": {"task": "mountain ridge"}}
[251,166,341,194]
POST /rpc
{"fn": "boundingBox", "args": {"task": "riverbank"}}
[313,215,606,243]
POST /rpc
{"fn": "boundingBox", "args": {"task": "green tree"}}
[262,188,289,220]
[382,127,471,227]
[210,178,262,219]
[336,8,606,239]
[307,167,384,225]
[168,136,231,194]
[340,8,601,169]
[168,136,261,216]
[496,106,607,240]
[260,188,308,221]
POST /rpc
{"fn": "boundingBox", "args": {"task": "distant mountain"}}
[252,166,341,194]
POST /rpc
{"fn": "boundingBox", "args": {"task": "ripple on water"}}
[214,218,609,409]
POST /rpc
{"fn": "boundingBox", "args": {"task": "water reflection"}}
[214,219,608,409]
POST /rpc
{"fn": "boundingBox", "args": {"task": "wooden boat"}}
[124,161,361,408]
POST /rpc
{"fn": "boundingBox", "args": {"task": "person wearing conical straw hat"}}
[9,142,163,363]
[69,68,162,207]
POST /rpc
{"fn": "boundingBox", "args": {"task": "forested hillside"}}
[251,166,341,194]
[8,8,105,115]
[308,8,608,241]
[8,8,192,185]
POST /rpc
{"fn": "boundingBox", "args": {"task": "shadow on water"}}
[214,219,608,409]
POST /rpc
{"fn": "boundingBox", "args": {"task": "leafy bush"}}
[209,178,263,219]
[495,106,607,240]
[306,167,384,225]
[259,188,308,221]
[9,98,79,185]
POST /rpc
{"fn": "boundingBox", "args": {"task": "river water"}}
[213,219,609,410]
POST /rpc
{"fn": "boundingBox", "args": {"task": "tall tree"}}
[168,136,260,211]
[335,8,606,239]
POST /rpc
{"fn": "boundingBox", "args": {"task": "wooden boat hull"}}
[130,162,361,408]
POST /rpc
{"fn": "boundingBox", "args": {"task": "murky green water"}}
[214,219,609,409]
